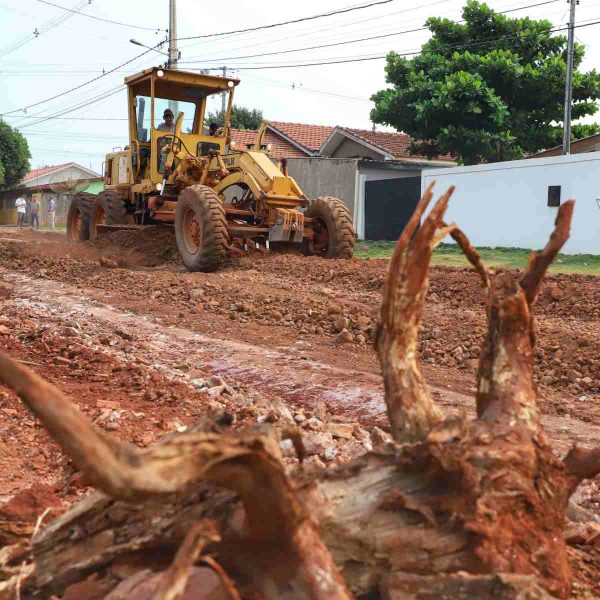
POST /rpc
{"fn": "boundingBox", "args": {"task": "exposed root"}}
[0,188,590,600]
[0,352,353,600]
[376,184,455,442]
[157,520,221,600]
[520,201,575,304]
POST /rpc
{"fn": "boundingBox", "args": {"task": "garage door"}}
[364,176,421,240]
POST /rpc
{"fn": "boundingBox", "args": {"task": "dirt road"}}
[0,226,599,595]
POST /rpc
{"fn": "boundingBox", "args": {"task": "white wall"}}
[24,165,99,188]
[422,153,600,255]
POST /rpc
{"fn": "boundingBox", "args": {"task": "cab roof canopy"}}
[125,67,240,102]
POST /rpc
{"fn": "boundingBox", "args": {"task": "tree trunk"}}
[1,186,598,599]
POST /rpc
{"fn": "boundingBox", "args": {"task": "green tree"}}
[371,1,600,164]
[0,120,30,188]
[206,104,264,130]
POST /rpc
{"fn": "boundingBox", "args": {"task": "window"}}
[548,185,561,207]
[197,141,221,156]
[134,96,151,142]
[154,98,196,133]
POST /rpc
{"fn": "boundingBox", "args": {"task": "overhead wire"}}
[176,0,396,42]
[1,1,395,116]
[36,0,166,32]
[0,45,161,117]
[179,0,563,66]
[189,16,600,70]
[0,0,89,58]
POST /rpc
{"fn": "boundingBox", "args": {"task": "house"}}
[0,162,103,227]
[230,121,333,159]
[530,133,600,158]
[231,121,456,241]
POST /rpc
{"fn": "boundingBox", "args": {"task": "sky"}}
[1,0,599,173]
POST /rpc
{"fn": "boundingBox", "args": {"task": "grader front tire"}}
[89,191,129,240]
[175,185,229,272]
[66,193,94,242]
[303,196,355,259]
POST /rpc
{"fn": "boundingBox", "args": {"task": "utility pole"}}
[562,0,577,155]
[168,0,178,70]
[221,66,227,114]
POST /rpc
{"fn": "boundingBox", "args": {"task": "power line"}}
[29,146,107,156]
[0,0,89,58]
[17,85,125,129]
[36,0,166,32]
[0,2,393,116]
[4,115,127,120]
[0,46,159,117]
[179,0,452,59]
[180,0,562,66]
[177,0,396,41]
[196,17,600,70]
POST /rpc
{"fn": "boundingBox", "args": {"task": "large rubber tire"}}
[89,190,129,240]
[66,192,94,242]
[303,196,355,259]
[175,185,229,272]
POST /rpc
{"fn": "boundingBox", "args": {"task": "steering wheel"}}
[165,111,184,173]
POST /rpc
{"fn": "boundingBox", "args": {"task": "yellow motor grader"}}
[66,67,355,271]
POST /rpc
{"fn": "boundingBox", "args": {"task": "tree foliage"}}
[206,104,264,130]
[0,120,31,189]
[371,1,600,164]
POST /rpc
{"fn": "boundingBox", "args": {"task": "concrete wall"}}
[330,137,384,160]
[287,158,358,215]
[422,152,600,255]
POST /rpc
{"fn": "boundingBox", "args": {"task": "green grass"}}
[354,241,600,275]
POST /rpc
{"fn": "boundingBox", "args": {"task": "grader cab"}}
[66,67,355,271]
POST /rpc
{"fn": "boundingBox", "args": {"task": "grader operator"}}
[66,67,355,271]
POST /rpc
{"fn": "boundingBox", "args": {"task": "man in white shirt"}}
[157,109,175,132]
[15,196,26,228]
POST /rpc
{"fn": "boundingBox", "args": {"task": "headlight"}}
[229,140,237,150]
[266,143,273,153]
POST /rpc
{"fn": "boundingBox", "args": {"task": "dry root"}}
[1,187,598,599]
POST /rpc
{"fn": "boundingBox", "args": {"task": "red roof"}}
[268,121,334,153]
[230,128,307,159]
[23,162,73,182]
[341,128,454,161]
[238,121,455,162]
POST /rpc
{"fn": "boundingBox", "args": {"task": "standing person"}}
[30,197,40,229]
[47,196,56,230]
[15,196,26,228]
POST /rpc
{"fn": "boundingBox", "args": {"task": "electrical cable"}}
[176,0,396,41]
[36,0,166,32]
[179,0,562,65]
[0,0,89,58]
[0,45,161,117]
[194,17,600,70]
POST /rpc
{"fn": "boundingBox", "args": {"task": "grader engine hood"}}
[234,151,308,208]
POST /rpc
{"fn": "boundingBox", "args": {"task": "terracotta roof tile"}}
[268,121,334,153]
[23,162,73,181]
[230,129,307,159]
[342,128,454,161]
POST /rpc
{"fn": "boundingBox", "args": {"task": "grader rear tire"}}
[66,193,94,242]
[89,191,129,240]
[303,196,355,259]
[175,185,229,272]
